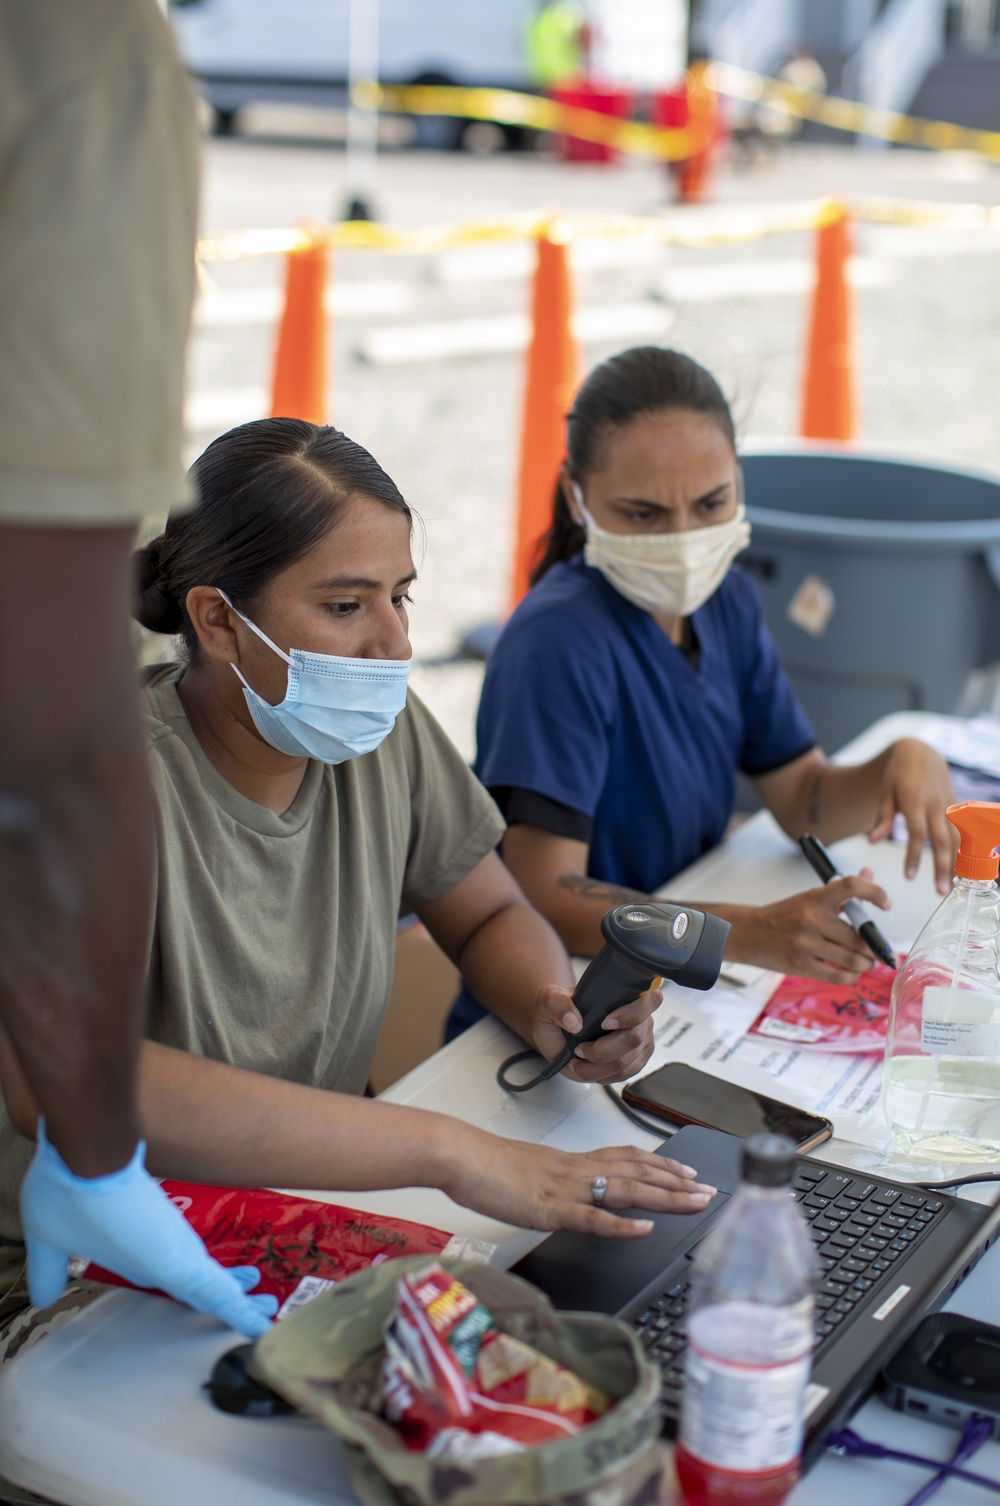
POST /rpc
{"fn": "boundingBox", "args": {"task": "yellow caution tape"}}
[199,213,566,262]
[361,72,1000,165]
[852,197,1000,231]
[197,195,1000,265]
[352,70,1000,166]
[198,206,826,263]
[707,61,1000,163]
[354,81,711,162]
[197,227,317,262]
[196,77,1000,264]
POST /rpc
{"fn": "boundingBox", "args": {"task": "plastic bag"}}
[78,1181,456,1317]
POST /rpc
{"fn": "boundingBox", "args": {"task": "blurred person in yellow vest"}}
[525,0,589,90]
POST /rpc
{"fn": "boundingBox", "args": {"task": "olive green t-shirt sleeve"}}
[398,693,506,909]
[0,0,199,523]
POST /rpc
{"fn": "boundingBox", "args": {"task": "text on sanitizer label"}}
[680,1304,812,1472]
[921,988,1000,1057]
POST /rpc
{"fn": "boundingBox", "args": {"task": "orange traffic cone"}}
[800,205,856,441]
[270,239,330,424]
[509,226,581,610]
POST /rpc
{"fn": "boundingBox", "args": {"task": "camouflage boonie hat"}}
[252,1256,666,1506]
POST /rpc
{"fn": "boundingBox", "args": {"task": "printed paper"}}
[645,980,892,1151]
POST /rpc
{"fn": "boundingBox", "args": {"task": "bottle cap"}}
[741,1134,797,1187]
[946,800,1000,881]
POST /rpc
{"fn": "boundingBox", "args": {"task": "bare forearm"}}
[545,873,649,957]
[455,900,575,1041]
[689,901,772,965]
[8,1040,713,1243]
[0,527,150,1176]
[420,852,655,1086]
[137,1043,461,1190]
[759,752,890,845]
[810,755,896,840]
[550,887,826,975]
[555,883,774,976]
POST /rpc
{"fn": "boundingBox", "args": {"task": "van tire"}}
[407,71,465,151]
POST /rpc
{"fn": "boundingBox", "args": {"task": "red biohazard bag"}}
[748,958,905,1053]
[79,1182,455,1319]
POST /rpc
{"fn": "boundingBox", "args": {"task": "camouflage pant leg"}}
[0,1271,109,1506]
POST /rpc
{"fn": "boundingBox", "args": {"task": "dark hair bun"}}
[133,537,183,635]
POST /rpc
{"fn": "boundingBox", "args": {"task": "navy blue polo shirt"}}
[445,555,815,1040]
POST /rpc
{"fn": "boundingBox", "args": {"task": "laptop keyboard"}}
[631,1163,946,1428]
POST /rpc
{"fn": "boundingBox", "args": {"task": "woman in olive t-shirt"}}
[0,419,717,1321]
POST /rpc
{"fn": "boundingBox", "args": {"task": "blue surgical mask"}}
[217,590,411,764]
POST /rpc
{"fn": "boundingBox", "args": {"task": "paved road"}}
[185,116,1000,756]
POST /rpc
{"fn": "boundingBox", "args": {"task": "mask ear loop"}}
[569,480,595,533]
[215,587,293,700]
[215,588,293,665]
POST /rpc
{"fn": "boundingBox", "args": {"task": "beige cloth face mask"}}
[571,482,751,618]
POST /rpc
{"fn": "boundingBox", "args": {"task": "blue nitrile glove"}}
[20,1122,277,1339]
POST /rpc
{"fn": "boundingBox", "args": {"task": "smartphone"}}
[622,1062,834,1152]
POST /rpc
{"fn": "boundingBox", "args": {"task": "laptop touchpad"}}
[512,1187,729,1316]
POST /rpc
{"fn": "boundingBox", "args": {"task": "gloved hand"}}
[20,1122,277,1339]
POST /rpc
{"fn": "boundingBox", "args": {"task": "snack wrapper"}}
[380,1262,610,1458]
[77,1182,455,1318]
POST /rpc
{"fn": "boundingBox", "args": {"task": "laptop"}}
[512,1124,1000,1467]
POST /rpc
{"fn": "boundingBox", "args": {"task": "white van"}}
[170,0,687,140]
[169,0,536,140]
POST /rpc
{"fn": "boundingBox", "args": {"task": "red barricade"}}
[549,81,634,163]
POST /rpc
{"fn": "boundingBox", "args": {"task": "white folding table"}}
[2,712,997,1506]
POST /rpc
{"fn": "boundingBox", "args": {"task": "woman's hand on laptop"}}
[442,1132,716,1238]
[532,982,660,1085]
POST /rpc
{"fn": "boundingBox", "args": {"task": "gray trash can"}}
[739,446,1000,755]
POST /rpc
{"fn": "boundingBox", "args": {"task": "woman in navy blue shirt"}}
[449,348,953,1038]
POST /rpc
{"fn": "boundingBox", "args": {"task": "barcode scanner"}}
[497,902,731,1093]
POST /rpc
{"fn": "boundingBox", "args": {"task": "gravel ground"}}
[185,118,1000,757]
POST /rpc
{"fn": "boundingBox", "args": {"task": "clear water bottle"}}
[883,800,1000,1162]
[676,1135,816,1506]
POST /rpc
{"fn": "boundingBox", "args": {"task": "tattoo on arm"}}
[558,874,649,905]
[807,769,823,829]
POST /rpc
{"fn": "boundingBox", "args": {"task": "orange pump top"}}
[947,800,1000,881]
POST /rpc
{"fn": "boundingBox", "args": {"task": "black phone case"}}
[622,1066,833,1152]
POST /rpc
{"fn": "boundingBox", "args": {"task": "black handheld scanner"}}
[565,902,732,1052]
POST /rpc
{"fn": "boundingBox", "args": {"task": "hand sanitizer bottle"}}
[883,799,1000,1161]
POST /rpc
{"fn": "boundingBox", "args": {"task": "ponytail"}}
[530,477,585,589]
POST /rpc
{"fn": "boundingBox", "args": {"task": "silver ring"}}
[591,1175,608,1209]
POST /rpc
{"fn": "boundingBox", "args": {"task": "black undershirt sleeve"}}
[488,786,594,845]
[743,739,818,779]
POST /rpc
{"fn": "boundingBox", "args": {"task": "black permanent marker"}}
[799,833,898,970]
